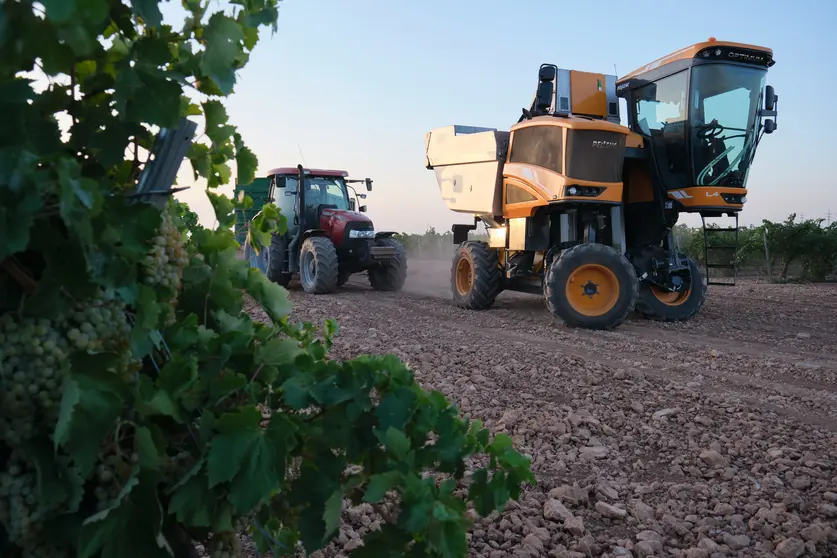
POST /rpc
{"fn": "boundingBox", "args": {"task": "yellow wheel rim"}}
[455,257,474,296]
[565,264,619,317]
[650,285,691,306]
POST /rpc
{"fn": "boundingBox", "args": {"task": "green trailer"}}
[233,177,271,244]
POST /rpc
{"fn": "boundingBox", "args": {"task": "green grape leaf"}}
[363,471,401,503]
[131,0,164,28]
[41,0,77,22]
[384,427,411,459]
[207,191,236,228]
[201,13,245,94]
[202,100,236,145]
[168,470,215,527]
[234,133,258,186]
[134,426,162,471]
[54,357,126,477]
[245,268,292,322]
[207,408,296,512]
[256,337,301,366]
[188,143,212,179]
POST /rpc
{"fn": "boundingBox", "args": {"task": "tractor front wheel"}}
[368,238,408,291]
[450,241,502,310]
[299,236,339,294]
[636,257,706,321]
[544,243,638,330]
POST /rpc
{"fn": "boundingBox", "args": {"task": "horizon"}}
[163,0,836,234]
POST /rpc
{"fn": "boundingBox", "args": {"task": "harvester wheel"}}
[544,243,638,330]
[267,233,292,287]
[299,236,339,294]
[451,241,502,310]
[636,257,706,321]
[368,238,408,291]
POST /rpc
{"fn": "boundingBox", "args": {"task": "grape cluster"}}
[91,450,138,512]
[0,291,136,446]
[0,314,70,445]
[206,531,242,558]
[142,209,189,293]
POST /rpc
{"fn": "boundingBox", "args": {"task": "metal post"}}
[763,229,772,280]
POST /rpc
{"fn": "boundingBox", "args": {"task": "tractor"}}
[244,165,408,294]
[425,38,778,330]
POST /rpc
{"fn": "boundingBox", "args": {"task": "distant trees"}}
[398,215,837,282]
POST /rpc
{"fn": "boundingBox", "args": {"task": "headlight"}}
[740,196,747,204]
[349,229,375,239]
[567,186,578,196]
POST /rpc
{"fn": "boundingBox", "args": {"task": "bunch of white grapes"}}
[91,450,138,513]
[206,531,243,558]
[0,291,135,446]
[142,209,189,293]
[0,314,70,445]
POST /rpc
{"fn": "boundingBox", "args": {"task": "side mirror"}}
[359,205,367,213]
[539,65,556,81]
[275,176,285,188]
[764,119,776,134]
[358,193,367,199]
[765,85,776,111]
[365,178,372,192]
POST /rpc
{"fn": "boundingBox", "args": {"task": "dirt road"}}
[278,259,837,557]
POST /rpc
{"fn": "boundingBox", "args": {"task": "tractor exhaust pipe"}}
[287,164,306,273]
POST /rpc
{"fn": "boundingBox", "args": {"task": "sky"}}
[166,0,837,233]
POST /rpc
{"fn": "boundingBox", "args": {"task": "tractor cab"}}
[617,39,777,211]
[617,39,778,286]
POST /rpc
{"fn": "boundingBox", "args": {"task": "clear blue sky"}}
[169,0,837,233]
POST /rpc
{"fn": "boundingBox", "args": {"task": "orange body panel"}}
[511,115,632,135]
[570,70,608,119]
[502,164,623,218]
[618,40,773,83]
[667,186,747,210]
[625,132,644,149]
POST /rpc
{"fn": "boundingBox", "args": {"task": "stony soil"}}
[247,259,837,558]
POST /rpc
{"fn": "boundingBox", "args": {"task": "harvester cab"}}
[245,165,407,294]
[616,38,778,286]
[425,38,776,330]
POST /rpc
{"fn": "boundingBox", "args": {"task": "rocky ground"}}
[246,260,837,558]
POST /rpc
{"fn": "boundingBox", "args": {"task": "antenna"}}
[614,63,618,77]
[297,144,308,167]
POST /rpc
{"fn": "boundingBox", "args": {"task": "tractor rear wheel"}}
[368,238,408,291]
[299,236,339,294]
[544,243,638,330]
[636,257,706,321]
[451,241,502,310]
[267,233,292,287]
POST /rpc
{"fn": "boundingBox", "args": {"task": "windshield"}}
[304,176,350,211]
[690,64,767,187]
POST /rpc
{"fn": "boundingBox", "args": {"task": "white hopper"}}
[425,125,510,216]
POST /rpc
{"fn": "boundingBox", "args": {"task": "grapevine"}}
[0,1,534,557]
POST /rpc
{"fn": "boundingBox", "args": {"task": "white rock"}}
[652,407,679,420]
[544,499,574,522]
[699,449,727,468]
[775,537,805,558]
[596,501,627,519]
[579,446,609,459]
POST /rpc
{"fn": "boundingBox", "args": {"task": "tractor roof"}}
[267,167,349,178]
[617,38,773,84]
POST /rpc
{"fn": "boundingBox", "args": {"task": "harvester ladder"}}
[700,213,739,287]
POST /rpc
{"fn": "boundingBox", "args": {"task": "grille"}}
[565,130,626,183]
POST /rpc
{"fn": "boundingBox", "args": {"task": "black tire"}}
[299,236,339,294]
[544,243,638,330]
[337,270,352,287]
[636,257,706,321]
[451,241,502,310]
[267,233,292,287]
[368,238,408,291]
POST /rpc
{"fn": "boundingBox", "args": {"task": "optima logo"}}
[728,52,765,63]
[592,140,618,149]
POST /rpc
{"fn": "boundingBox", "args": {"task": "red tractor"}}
[244,164,408,294]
